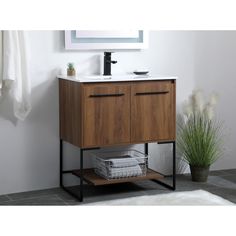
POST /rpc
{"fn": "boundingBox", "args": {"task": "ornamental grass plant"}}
[177,90,224,168]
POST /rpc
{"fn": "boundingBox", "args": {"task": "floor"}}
[0,169,236,205]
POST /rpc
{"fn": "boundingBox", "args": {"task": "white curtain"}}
[0,31,31,121]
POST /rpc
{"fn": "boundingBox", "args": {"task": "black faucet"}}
[103,52,117,76]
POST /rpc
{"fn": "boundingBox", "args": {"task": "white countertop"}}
[57,74,177,83]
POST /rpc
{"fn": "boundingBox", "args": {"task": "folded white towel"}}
[109,165,142,178]
[96,164,143,179]
[109,157,139,168]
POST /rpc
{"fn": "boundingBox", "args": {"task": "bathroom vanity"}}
[58,75,177,202]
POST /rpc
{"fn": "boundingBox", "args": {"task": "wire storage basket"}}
[92,150,148,180]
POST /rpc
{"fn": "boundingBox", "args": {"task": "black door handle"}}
[135,91,169,96]
[90,93,125,98]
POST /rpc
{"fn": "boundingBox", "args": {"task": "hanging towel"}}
[0,31,31,120]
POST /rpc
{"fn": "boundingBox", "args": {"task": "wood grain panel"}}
[59,79,82,147]
[82,83,131,147]
[131,81,176,142]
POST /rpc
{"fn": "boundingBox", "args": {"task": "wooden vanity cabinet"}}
[59,79,176,148]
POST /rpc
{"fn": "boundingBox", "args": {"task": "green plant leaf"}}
[177,112,224,167]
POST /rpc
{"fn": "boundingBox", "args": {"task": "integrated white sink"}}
[83,75,113,80]
[79,75,154,82]
[57,74,178,83]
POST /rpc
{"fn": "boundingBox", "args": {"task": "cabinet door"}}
[82,83,131,147]
[131,81,176,142]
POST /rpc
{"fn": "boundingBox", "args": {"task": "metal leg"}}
[79,148,84,202]
[173,141,176,190]
[60,139,84,202]
[60,140,100,202]
[146,141,176,190]
[60,139,63,187]
[144,143,148,156]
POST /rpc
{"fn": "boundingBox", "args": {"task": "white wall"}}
[0,30,202,195]
[0,31,2,90]
[194,31,236,170]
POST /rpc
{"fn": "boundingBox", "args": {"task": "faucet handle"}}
[104,51,114,56]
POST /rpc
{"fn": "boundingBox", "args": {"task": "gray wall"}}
[0,30,235,195]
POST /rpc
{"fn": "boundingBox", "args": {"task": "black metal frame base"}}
[60,140,176,202]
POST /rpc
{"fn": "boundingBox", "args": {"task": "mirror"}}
[65,30,148,50]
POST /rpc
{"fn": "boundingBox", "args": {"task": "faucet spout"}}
[106,60,117,64]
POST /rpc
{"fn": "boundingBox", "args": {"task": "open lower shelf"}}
[72,168,164,186]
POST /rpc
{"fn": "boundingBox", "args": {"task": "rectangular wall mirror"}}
[65,30,148,50]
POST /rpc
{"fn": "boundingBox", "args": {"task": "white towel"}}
[109,157,139,168]
[95,162,143,179]
[109,165,142,178]
[0,31,31,120]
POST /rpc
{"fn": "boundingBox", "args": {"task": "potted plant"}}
[177,89,224,182]
[67,63,76,76]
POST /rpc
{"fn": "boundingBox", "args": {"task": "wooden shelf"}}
[72,168,164,186]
